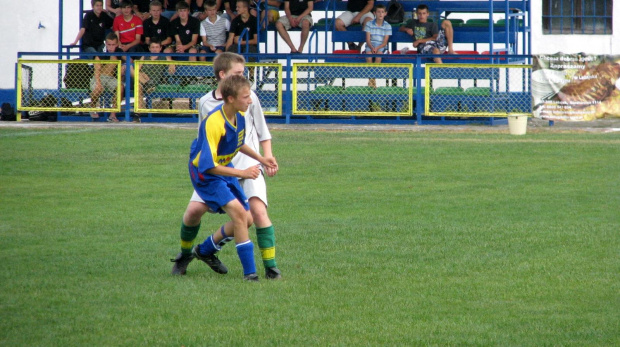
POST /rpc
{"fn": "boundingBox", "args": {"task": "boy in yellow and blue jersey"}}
[183,74,277,281]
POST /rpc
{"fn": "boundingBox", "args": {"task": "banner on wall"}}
[532,53,620,121]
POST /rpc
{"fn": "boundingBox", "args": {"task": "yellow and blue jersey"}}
[189,104,246,180]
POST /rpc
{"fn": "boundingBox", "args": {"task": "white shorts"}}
[190,173,268,206]
[337,11,374,27]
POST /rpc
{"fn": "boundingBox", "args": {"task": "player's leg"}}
[171,199,209,275]
[242,176,281,279]
[224,199,258,281]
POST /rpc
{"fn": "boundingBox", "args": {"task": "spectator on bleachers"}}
[137,39,176,121]
[89,33,125,122]
[169,0,201,60]
[105,0,123,17]
[335,0,374,51]
[142,1,173,52]
[198,0,231,60]
[222,0,258,22]
[71,0,114,53]
[398,4,455,63]
[113,0,145,52]
[162,0,186,20]
[262,0,283,26]
[275,0,313,54]
[225,0,258,56]
[133,0,153,20]
[363,4,390,88]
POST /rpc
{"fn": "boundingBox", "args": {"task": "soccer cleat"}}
[265,267,282,280]
[170,252,194,275]
[243,273,259,282]
[192,245,228,274]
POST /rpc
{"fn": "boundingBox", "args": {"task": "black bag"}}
[28,95,58,122]
[63,61,93,90]
[385,0,405,24]
[1,102,16,121]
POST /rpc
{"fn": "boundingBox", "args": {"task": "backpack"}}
[1,102,16,121]
[385,0,405,24]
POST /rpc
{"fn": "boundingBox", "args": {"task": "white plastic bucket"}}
[507,114,528,135]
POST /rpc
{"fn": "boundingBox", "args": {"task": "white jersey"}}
[197,90,272,170]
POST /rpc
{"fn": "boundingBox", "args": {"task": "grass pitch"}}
[1,126,618,346]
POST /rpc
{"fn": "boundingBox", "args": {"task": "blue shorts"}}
[189,163,250,214]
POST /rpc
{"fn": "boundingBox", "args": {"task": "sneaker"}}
[265,267,282,279]
[170,252,194,275]
[243,273,259,282]
[192,245,228,274]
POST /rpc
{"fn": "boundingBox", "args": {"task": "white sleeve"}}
[250,92,271,142]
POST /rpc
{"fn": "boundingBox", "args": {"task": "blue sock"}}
[198,234,220,256]
[236,240,256,276]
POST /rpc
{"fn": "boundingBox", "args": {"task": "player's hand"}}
[263,156,278,177]
[241,165,261,179]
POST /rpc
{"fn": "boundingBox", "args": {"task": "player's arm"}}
[239,144,278,171]
[207,164,261,179]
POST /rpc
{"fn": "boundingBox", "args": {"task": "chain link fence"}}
[425,63,532,117]
[18,59,122,112]
[17,59,282,117]
[292,63,413,116]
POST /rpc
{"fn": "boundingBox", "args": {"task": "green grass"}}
[1,127,619,346]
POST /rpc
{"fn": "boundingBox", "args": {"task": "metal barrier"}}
[425,63,532,117]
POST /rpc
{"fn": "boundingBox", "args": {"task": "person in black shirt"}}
[89,33,126,121]
[142,0,173,51]
[225,0,258,56]
[71,0,114,53]
[169,1,201,60]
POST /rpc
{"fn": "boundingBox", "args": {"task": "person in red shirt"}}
[113,0,144,52]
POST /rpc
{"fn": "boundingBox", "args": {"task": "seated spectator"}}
[136,39,176,121]
[133,0,153,20]
[222,0,257,22]
[198,0,230,60]
[265,0,283,25]
[142,0,173,51]
[169,0,201,61]
[275,0,313,54]
[113,0,145,52]
[71,0,114,53]
[363,4,390,88]
[225,0,258,56]
[335,0,374,51]
[90,33,125,122]
[399,4,455,63]
[105,0,122,17]
[161,0,182,19]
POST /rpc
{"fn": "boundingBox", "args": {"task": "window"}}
[542,0,612,34]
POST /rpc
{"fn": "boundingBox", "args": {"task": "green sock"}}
[180,222,200,255]
[256,225,276,268]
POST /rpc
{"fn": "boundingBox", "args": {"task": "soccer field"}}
[1,126,618,346]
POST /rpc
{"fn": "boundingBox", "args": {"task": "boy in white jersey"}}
[171,52,282,279]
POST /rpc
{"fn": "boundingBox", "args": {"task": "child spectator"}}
[275,0,313,54]
[169,0,201,60]
[177,74,278,281]
[335,0,374,51]
[136,39,176,121]
[222,0,257,22]
[142,0,173,51]
[161,0,182,19]
[225,0,258,56]
[89,33,125,122]
[113,0,145,52]
[399,4,455,63]
[363,4,391,88]
[199,0,231,60]
[71,0,114,53]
